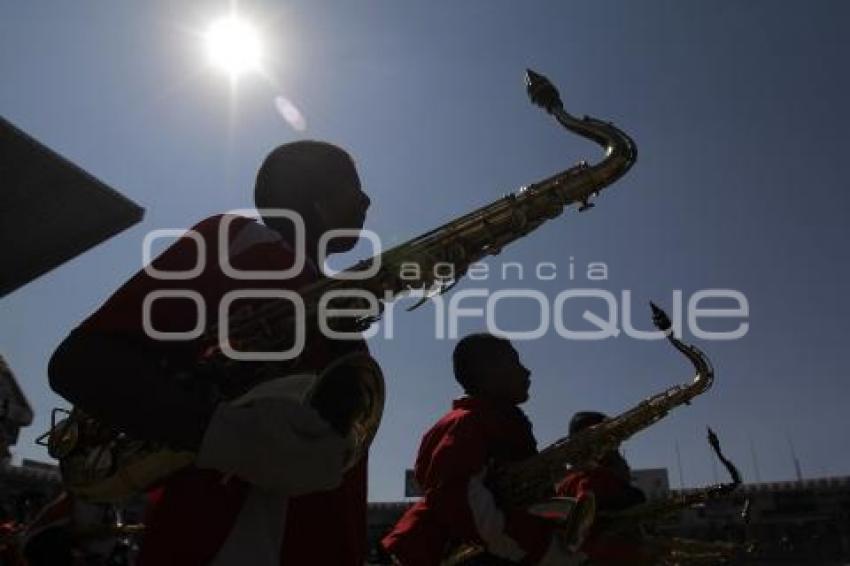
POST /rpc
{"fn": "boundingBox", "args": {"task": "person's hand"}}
[533,492,595,565]
[196,374,353,495]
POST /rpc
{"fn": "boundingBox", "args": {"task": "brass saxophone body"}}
[47,70,637,502]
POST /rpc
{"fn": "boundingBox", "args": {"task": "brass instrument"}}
[596,431,753,564]
[46,353,385,502]
[214,68,637,355]
[46,69,637,502]
[490,303,714,509]
[600,427,742,533]
[643,535,746,564]
[442,304,716,564]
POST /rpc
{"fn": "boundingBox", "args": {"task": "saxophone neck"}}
[525,69,637,210]
[650,301,715,395]
[680,341,715,395]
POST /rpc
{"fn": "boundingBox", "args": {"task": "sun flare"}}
[204,15,262,78]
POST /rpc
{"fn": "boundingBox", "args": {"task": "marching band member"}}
[382,333,583,565]
[49,141,376,566]
[556,411,651,565]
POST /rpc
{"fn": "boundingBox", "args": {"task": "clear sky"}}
[1,1,848,502]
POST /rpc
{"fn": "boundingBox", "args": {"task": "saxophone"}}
[491,303,715,509]
[211,68,637,358]
[595,430,753,564]
[600,427,742,533]
[45,69,637,502]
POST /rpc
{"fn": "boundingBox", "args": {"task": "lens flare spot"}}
[275,95,307,131]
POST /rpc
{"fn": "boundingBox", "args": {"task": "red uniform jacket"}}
[67,214,367,566]
[556,466,647,564]
[382,397,554,565]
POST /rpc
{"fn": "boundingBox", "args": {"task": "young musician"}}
[382,333,581,565]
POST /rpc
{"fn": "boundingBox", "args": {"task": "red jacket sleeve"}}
[417,415,490,543]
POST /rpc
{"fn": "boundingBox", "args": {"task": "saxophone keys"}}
[405,292,432,312]
[46,415,80,459]
[510,209,528,230]
[438,279,460,296]
[578,199,595,212]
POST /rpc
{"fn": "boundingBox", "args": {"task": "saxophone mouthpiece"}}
[525,69,563,112]
[649,301,672,332]
[707,426,720,451]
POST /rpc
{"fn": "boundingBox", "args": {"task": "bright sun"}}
[204,16,262,78]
